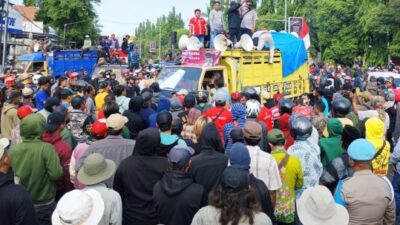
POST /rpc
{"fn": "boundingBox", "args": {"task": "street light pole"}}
[63,20,86,49]
[158,24,161,62]
[2,0,10,66]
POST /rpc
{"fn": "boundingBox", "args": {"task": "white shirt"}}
[247,145,282,191]
[83,183,122,225]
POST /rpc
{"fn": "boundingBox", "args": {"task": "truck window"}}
[202,70,223,90]
[28,62,44,73]
[158,67,202,92]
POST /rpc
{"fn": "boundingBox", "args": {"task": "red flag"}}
[299,19,311,49]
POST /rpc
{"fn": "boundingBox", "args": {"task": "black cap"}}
[46,112,66,133]
[98,81,108,89]
[6,91,21,102]
[157,111,173,131]
[44,97,60,112]
[221,167,250,193]
[141,88,153,102]
[184,94,196,108]
[71,95,85,109]
[38,76,49,85]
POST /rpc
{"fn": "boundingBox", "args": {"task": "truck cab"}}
[15,52,49,76]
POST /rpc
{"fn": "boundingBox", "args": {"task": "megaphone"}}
[178,35,189,50]
[214,34,232,52]
[234,34,254,52]
[256,31,275,64]
[187,36,204,51]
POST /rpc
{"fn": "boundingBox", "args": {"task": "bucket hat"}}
[52,189,104,225]
[297,185,349,225]
[77,153,116,185]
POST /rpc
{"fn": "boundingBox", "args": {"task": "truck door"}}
[200,69,225,92]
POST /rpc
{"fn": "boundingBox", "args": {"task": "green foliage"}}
[134,7,186,61]
[35,0,101,48]
[257,0,400,66]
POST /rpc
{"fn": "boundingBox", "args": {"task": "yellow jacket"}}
[365,117,391,176]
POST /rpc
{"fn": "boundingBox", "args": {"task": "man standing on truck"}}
[239,0,258,37]
[209,1,225,49]
[228,0,241,44]
[189,9,208,45]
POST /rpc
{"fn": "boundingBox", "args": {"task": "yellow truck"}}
[158,33,310,99]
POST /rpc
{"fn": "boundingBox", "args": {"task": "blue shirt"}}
[35,90,48,111]
[322,97,329,117]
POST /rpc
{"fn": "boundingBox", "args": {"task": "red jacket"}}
[258,106,274,131]
[189,17,207,35]
[42,132,73,191]
[279,113,295,150]
[203,106,232,143]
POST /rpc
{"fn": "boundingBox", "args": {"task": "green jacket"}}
[10,114,62,204]
[319,118,344,167]
[61,128,77,150]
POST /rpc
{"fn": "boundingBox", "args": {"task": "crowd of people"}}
[0,59,400,225]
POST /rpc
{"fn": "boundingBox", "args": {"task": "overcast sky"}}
[12,0,211,35]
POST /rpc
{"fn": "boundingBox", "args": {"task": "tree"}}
[35,0,101,48]
[134,7,185,61]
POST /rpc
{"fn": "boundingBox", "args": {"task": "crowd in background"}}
[1,43,400,225]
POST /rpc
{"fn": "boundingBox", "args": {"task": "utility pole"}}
[2,0,9,66]
[284,0,287,32]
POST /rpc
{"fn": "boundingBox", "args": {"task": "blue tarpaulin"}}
[17,52,46,62]
[265,32,308,77]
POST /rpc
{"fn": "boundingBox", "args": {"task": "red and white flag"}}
[299,18,311,49]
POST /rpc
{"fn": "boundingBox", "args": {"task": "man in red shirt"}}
[189,9,208,45]
[203,92,232,145]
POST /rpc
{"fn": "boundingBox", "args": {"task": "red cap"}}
[5,76,16,87]
[231,92,242,101]
[91,119,108,137]
[17,105,33,119]
[273,93,284,102]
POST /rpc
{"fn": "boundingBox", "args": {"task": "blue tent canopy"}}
[17,52,46,62]
[265,32,308,77]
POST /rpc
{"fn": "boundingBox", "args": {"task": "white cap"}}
[22,87,34,97]
[85,35,90,38]
[52,189,104,225]
[0,138,10,159]
[177,89,189,96]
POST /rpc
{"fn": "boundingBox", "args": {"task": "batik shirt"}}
[288,140,322,198]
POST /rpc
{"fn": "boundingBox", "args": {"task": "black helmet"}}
[197,91,208,104]
[290,115,312,141]
[332,98,351,117]
[279,98,294,114]
[377,77,385,85]
[243,87,258,100]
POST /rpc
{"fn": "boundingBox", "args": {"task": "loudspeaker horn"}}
[214,34,232,52]
[234,34,254,52]
[256,31,275,64]
[187,36,204,51]
[178,35,189,51]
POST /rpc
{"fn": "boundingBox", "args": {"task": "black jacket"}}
[153,171,204,225]
[249,174,276,224]
[123,96,147,139]
[228,1,241,29]
[0,172,39,225]
[113,128,169,225]
[189,123,228,200]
